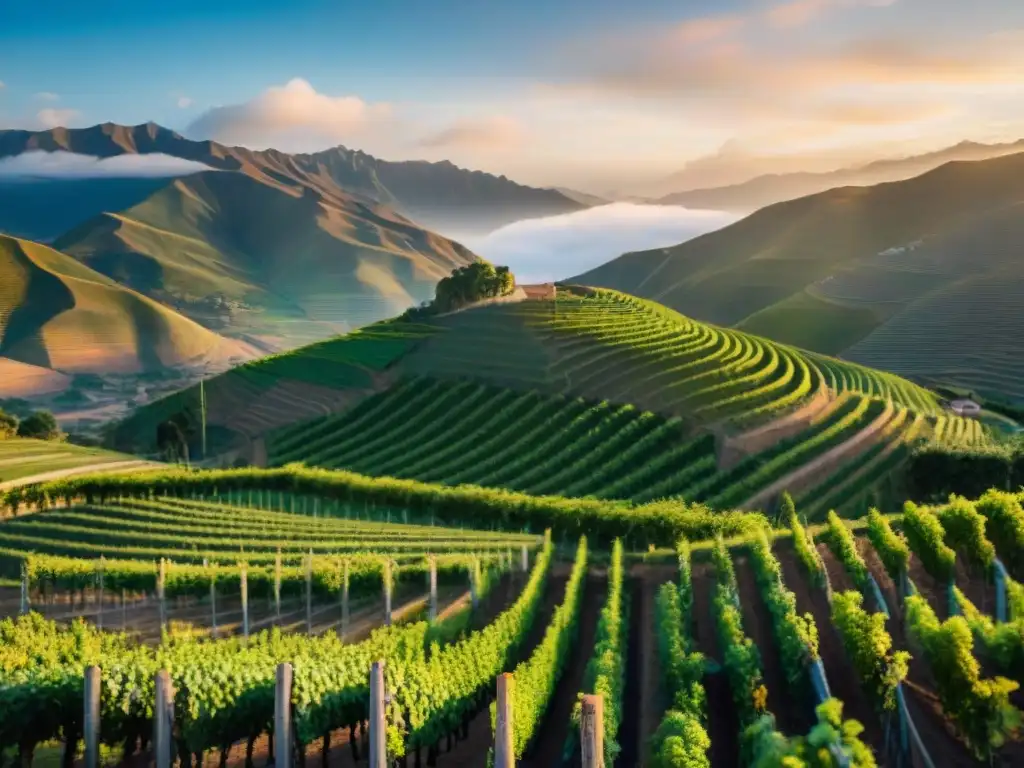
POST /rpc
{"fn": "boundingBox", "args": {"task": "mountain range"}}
[575,150,1024,403]
[657,139,1024,212]
[0,122,587,419]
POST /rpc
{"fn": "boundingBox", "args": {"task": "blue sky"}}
[2,0,1023,192]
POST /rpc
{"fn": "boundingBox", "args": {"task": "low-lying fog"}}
[458,203,740,284]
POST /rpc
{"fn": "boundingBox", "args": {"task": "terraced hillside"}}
[0,234,253,382]
[574,151,1024,405]
[114,286,987,514]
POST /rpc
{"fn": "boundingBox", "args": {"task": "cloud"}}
[0,150,214,179]
[0,81,5,90]
[456,203,739,284]
[34,92,59,102]
[673,15,748,44]
[35,108,80,129]
[186,77,393,149]
[419,116,523,150]
[177,96,193,109]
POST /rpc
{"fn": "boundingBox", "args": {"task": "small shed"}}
[521,283,557,300]
[949,398,981,416]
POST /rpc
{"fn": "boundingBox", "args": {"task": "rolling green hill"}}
[114,287,986,517]
[575,151,1024,403]
[0,234,251,378]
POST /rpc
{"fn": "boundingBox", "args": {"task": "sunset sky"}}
[2,0,1023,192]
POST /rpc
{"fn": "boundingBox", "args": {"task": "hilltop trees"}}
[0,409,18,439]
[16,410,61,440]
[431,260,515,314]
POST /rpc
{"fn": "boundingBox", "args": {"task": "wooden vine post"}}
[494,673,514,768]
[521,544,529,572]
[83,665,101,768]
[275,663,293,768]
[153,670,174,768]
[580,694,605,768]
[241,561,249,640]
[19,562,29,615]
[97,556,105,630]
[341,559,350,639]
[274,549,282,619]
[306,549,313,635]
[368,661,387,768]
[470,557,479,611]
[429,555,438,623]
[157,558,167,632]
[206,558,218,638]
[383,559,393,627]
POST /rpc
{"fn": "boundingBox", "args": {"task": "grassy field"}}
[0,438,150,485]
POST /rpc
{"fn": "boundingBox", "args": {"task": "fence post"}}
[306,551,313,635]
[275,663,293,768]
[154,669,174,768]
[429,556,438,623]
[369,661,387,768]
[20,562,29,615]
[341,560,350,639]
[275,550,282,620]
[383,560,392,627]
[470,558,479,611]
[97,557,105,630]
[241,562,249,640]
[521,545,529,572]
[157,558,167,632]
[495,673,514,768]
[208,560,218,639]
[580,694,604,768]
[84,665,101,768]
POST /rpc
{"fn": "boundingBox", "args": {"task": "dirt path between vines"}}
[775,541,884,756]
[434,565,572,768]
[617,564,675,768]
[521,571,606,768]
[690,562,740,768]
[734,556,815,737]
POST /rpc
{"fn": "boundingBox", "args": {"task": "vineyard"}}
[258,289,988,517]
[0,438,155,489]
[3,469,1024,766]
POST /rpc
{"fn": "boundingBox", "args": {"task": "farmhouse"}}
[948,398,981,416]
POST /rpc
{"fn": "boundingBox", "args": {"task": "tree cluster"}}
[405,260,515,319]
[0,407,62,441]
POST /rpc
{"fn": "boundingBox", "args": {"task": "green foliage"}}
[787,501,825,588]
[650,710,711,768]
[905,594,1022,759]
[830,591,908,711]
[493,537,587,758]
[710,539,767,728]
[901,502,956,583]
[953,586,1024,681]
[975,490,1024,573]
[431,260,515,314]
[573,540,628,766]
[2,466,769,548]
[824,512,869,591]
[16,411,60,441]
[935,495,996,571]
[906,442,1017,501]
[865,509,909,583]
[650,541,710,768]
[0,409,17,440]
[745,699,877,767]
